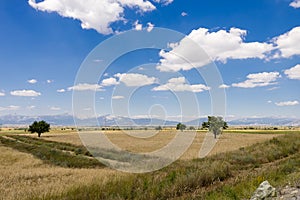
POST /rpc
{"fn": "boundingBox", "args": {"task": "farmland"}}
[0,129,299,199]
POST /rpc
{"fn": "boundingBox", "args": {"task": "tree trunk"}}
[38,132,41,137]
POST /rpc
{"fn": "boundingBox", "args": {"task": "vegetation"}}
[28,120,50,137]
[202,116,228,138]
[0,135,102,168]
[176,123,187,131]
[30,133,300,200]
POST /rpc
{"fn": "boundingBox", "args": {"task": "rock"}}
[251,181,276,200]
[276,186,300,200]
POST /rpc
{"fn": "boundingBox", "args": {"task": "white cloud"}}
[57,89,66,93]
[275,100,299,106]
[152,77,210,92]
[112,95,124,99]
[0,105,20,111]
[101,77,119,86]
[181,12,187,16]
[28,0,159,35]
[47,79,53,83]
[273,27,300,58]
[267,86,280,91]
[284,64,300,80]
[232,72,281,88]
[290,0,300,8]
[0,92,5,96]
[50,106,61,111]
[10,90,41,97]
[147,22,154,32]
[157,27,274,72]
[219,84,230,89]
[114,73,158,87]
[134,20,142,31]
[27,105,36,110]
[153,0,173,5]
[267,100,272,103]
[28,79,37,84]
[67,83,103,91]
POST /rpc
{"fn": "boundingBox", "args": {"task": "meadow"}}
[0,129,299,199]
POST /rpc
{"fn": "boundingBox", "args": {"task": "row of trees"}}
[28,116,227,139]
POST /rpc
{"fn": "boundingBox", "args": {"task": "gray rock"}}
[251,181,276,200]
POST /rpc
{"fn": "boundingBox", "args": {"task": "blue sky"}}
[0,0,300,121]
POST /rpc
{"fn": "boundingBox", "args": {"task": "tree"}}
[28,120,50,137]
[176,123,186,131]
[203,116,228,139]
[201,121,209,129]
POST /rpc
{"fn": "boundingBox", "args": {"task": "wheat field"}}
[0,130,283,199]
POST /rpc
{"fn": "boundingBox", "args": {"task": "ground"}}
[0,129,297,199]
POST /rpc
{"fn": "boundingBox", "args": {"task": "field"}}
[0,129,299,199]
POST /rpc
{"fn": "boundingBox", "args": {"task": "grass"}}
[33,133,300,200]
[0,135,102,168]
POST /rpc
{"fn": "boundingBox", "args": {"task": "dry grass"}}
[39,131,281,160]
[0,145,123,200]
[0,130,285,200]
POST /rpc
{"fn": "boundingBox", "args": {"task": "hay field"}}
[40,130,282,159]
[0,130,285,199]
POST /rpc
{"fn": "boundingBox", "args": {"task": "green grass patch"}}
[0,135,102,168]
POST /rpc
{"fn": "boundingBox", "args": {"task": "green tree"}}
[201,121,209,129]
[176,123,186,131]
[203,116,228,139]
[28,120,50,137]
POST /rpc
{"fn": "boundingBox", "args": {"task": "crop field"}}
[0,130,299,199]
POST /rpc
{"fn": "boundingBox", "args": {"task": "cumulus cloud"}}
[114,73,158,87]
[101,77,119,86]
[10,90,41,97]
[219,84,230,89]
[157,27,274,72]
[290,0,300,8]
[273,27,300,58]
[0,92,5,96]
[147,22,154,32]
[112,95,124,99]
[152,77,210,92]
[181,12,187,16]
[153,0,173,5]
[47,79,53,83]
[275,100,299,106]
[232,72,281,88]
[67,83,103,91]
[57,89,66,93]
[0,105,20,111]
[284,64,300,80]
[28,0,163,34]
[134,20,142,31]
[28,79,37,84]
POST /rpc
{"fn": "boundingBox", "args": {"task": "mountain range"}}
[0,114,299,127]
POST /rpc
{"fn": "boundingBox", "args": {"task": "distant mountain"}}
[0,114,299,127]
[0,114,178,127]
[227,117,300,126]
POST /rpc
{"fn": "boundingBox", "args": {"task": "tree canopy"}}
[176,123,187,131]
[28,120,50,137]
[202,116,228,138]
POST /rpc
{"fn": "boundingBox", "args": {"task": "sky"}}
[0,0,300,121]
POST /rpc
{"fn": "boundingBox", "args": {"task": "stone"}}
[250,181,276,200]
